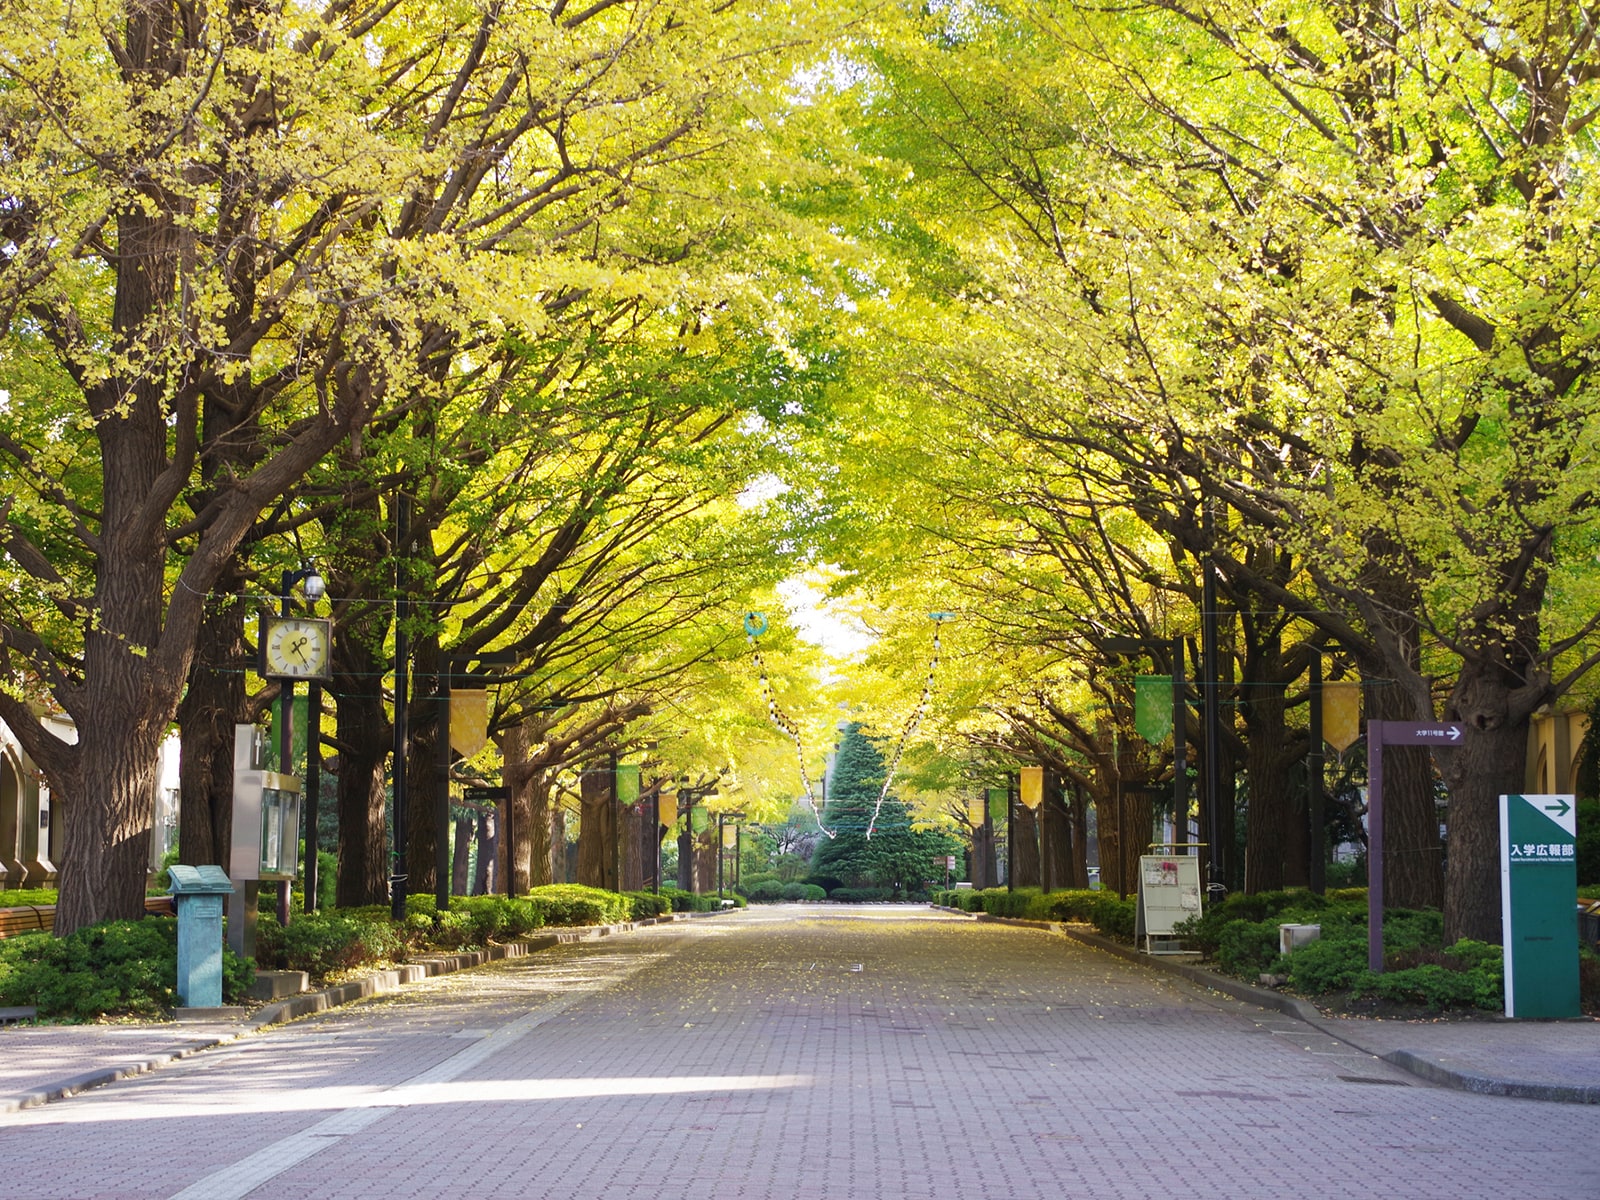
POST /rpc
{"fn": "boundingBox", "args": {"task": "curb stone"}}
[0,908,723,1115]
[958,907,1600,1106]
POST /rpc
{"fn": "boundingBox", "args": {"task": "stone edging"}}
[959,908,1600,1106]
[0,909,718,1114]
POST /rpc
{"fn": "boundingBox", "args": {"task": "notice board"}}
[1135,853,1203,954]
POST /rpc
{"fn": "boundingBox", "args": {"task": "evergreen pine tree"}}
[809,724,956,895]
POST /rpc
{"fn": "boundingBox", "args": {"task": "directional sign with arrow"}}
[1380,722,1465,745]
[1500,793,1579,1018]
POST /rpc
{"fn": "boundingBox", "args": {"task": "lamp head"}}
[303,571,326,600]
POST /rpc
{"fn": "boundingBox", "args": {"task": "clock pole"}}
[275,572,295,927]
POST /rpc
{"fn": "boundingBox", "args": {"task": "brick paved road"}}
[1,907,1593,1200]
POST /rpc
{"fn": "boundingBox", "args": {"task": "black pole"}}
[1201,501,1224,895]
[717,813,724,898]
[1006,776,1016,892]
[651,788,661,895]
[610,751,621,893]
[391,492,411,922]
[277,573,295,926]
[1308,655,1326,894]
[503,772,515,898]
[303,680,322,913]
[435,661,453,912]
[678,792,693,892]
[1171,636,1187,846]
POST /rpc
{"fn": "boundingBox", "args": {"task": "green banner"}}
[1500,793,1579,1019]
[1134,675,1173,744]
[987,787,1008,823]
[616,763,641,807]
[691,804,710,835]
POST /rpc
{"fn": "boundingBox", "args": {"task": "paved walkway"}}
[0,907,1596,1199]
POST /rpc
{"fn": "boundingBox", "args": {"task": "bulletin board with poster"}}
[1134,845,1204,955]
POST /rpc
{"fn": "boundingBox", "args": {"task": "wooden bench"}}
[0,894,177,939]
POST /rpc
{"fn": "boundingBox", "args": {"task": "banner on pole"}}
[616,763,641,808]
[1019,766,1044,810]
[449,689,489,758]
[1134,676,1173,744]
[1322,681,1361,753]
[987,787,1008,823]
[967,796,987,827]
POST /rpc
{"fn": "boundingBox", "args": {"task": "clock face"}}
[260,616,332,679]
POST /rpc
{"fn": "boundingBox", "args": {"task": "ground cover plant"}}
[1172,889,1513,1014]
[0,887,59,908]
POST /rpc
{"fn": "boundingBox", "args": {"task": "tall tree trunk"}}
[551,805,568,883]
[1012,802,1041,888]
[1243,678,1290,894]
[332,604,393,908]
[577,763,615,888]
[694,827,718,893]
[1039,771,1073,891]
[1441,662,1538,943]
[178,573,250,868]
[1365,656,1444,911]
[619,799,644,891]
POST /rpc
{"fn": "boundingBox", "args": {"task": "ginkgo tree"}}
[0,0,846,932]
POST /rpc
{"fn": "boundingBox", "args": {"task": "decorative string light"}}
[746,611,836,840]
[866,613,949,840]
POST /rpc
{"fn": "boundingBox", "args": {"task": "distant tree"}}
[810,724,957,894]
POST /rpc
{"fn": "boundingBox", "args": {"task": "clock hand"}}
[289,636,309,663]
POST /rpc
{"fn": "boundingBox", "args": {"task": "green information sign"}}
[1499,793,1579,1019]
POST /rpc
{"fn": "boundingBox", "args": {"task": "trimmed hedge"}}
[0,917,253,1020]
[930,886,1136,940]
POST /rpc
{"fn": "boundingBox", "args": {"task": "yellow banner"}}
[450,689,489,758]
[1019,765,1044,810]
[966,796,987,827]
[1322,681,1362,753]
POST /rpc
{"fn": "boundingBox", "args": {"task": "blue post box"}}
[169,865,235,1009]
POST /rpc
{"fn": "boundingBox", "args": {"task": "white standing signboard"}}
[1135,852,1203,954]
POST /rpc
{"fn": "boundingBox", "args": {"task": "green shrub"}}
[624,892,672,919]
[256,910,406,976]
[524,884,631,926]
[1086,894,1136,940]
[1044,890,1105,922]
[1282,934,1371,994]
[829,887,890,902]
[657,887,714,912]
[0,916,252,1019]
[1216,919,1282,976]
[744,880,786,903]
[978,887,1036,918]
[799,884,826,901]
